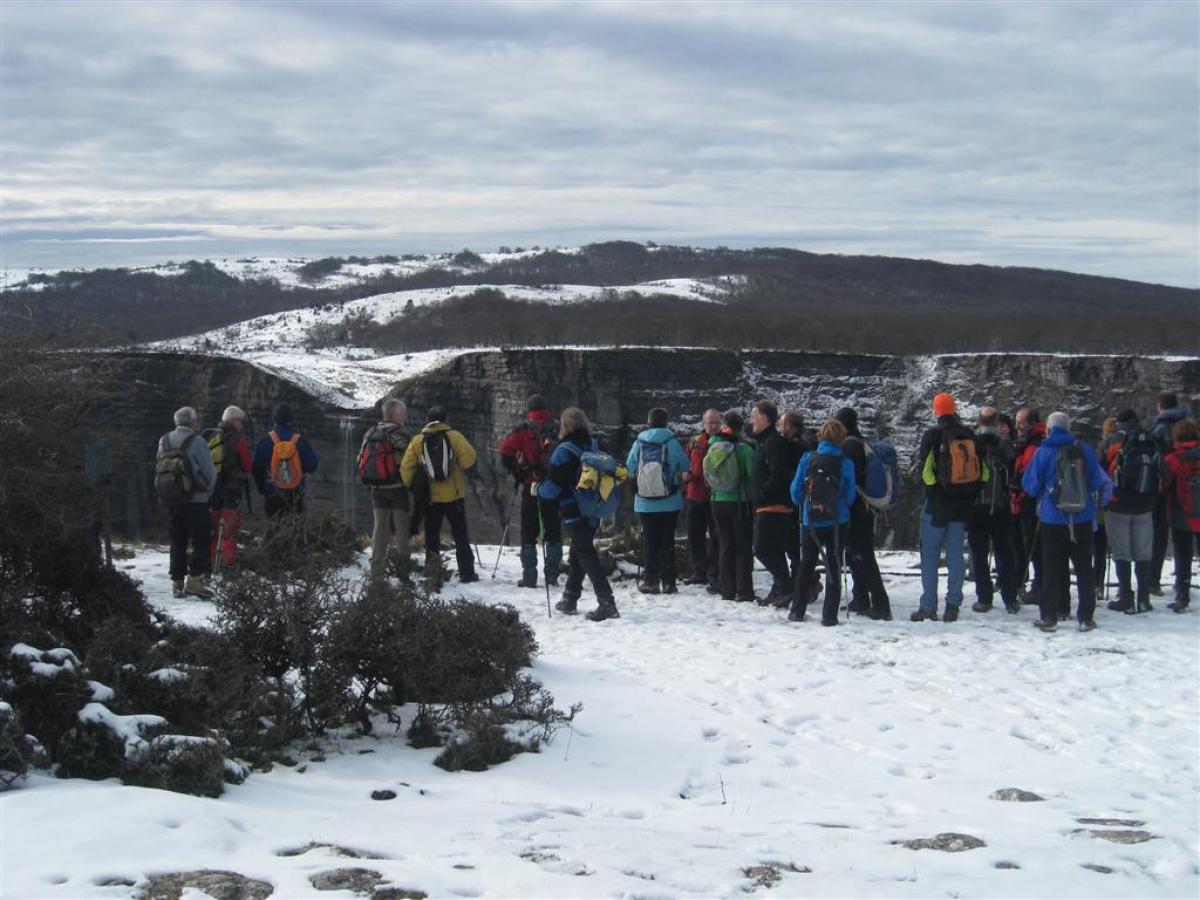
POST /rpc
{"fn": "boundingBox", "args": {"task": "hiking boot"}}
[586,602,620,622]
[554,597,579,615]
[662,581,678,595]
[459,572,480,584]
[771,592,792,609]
[684,575,708,586]
[787,607,806,622]
[971,601,993,613]
[184,576,213,600]
[1004,602,1020,614]
[846,598,869,615]
[910,609,939,622]
[1078,619,1097,632]
[1033,618,1058,632]
[821,617,839,627]
[1135,597,1153,613]
[868,606,893,621]
[171,579,185,599]
[546,574,560,588]
[706,583,721,595]
[943,605,960,623]
[735,594,756,604]
[1107,594,1134,613]
[637,580,660,595]
[1019,589,1040,605]
[517,573,539,589]
[1148,584,1164,597]
[1168,598,1190,612]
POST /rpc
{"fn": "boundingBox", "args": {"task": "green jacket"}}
[710,436,756,503]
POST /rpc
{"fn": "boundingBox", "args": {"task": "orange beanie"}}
[932,393,957,417]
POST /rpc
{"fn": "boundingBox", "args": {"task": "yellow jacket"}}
[401,422,478,503]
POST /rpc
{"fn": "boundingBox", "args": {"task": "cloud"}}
[0,0,1196,285]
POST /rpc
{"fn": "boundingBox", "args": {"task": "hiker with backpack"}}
[156,406,218,599]
[626,407,689,595]
[1149,390,1190,595]
[1092,416,1119,598]
[207,405,253,572]
[681,408,722,592]
[1098,409,1166,614]
[497,394,562,589]
[1011,406,1046,607]
[252,404,319,517]
[400,405,479,583]
[779,410,814,588]
[706,410,757,603]
[538,406,624,621]
[1021,411,1112,632]
[1163,418,1200,612]
[359,398,412,578]
[966,406,1019,614]
[787,419,856,626]
[749,400,801,606]
[912,393,988,623]
[835,406,893,621]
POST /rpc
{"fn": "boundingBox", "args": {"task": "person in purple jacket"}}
[1021,411,1113,633]
[787,419,857,626]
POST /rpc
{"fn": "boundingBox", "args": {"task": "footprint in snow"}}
[702,726,720,740]
[722,753,750,765]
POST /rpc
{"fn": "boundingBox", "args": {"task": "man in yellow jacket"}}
[401,405,480,582]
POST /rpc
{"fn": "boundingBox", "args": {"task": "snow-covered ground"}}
[3,544,1197,899]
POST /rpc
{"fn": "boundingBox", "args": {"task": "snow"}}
[76,703,166,756]
[2,543,1197,898]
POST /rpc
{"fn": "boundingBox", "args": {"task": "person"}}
[708,410,757,603]
[207,405,253,571]
[749,400,798,605]
[401,405,479,582]
[538,407,619,621]
[966,406,1019,614]
[835,406,891,620]
[1021,411,1112,632]
[253,404,319,517]
[997,413,1016,442]
[157,406,217,599]
[1011,406,1046,605]
[1148,390,1190,594]
[778,410,813,588]
[1098,409,1163,613]
[360,398,412,578]
[1163,418,1200,612]
[788,419,856,626]
[627,407,688,594]
[682,408,722,592]
[497,394,562,588]
[1093,416,1119,597]
[912,393,987,623]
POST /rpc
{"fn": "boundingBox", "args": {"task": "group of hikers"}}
[154,388,1199,632]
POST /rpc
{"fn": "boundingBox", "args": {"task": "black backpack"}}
[804,453,843,521]
[1052,444,1090,516]
[1114,429,1163,497]
[975,443,1011,513]
[421,430,455,482]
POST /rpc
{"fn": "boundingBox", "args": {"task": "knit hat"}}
[1117,408,1139,425]
[526,394,548,412]
[273,403,293,426]
[835,407,858,432]
[932,393,957,417]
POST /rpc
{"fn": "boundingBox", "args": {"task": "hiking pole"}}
[542,538,552,618]
[212,514,225,578]
[492,485,521,579]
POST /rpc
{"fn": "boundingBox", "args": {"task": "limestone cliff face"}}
[92,349,1199,548]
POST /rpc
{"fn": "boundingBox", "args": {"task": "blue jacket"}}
[253,424,320,495]
[626,427,688,514]
[1021,427,1112,526]
[790,441,856,527]
[1151,405,1189,447]
[538,433,597,525]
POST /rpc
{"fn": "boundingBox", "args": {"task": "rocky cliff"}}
[86,349,1199,548]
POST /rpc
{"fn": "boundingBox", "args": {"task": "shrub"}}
[123,735,227,798]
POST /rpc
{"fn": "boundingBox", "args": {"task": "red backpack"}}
[358,425,404,486]
[1175,447,1200,525]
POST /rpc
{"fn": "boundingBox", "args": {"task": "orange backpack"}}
[269,431,304,490]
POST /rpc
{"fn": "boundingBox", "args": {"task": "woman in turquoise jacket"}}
[787,419,856,626]
[626,407,689,594]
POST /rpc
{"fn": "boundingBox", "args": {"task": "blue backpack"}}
[860,439,900,511]
[562,443,628,520]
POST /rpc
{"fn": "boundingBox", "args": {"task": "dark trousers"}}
[1014,510,1042,593]
[1151,495,1169,587]
[792,524,848,623]
[966,510,1018,606]
[265,491,304,517]
[426,499,476,577]
[686,500,719,585]
[1093,524,1108,590]
[714,501,755,601]
[640,510,679,586]
[169,503,212,580]
[1039,522,1095,624]
[563,519,613,603]
[754,511,793,595]
[846,502,889,613]
[519,491,562,546]
[1174,528,1198,596]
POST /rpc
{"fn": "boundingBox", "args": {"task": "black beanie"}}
[273,403,293,426]
[526,394,548,412]
[1117,408,1139,424]
[835,407,859,431]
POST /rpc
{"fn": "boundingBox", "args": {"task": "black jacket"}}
[970,427,1015,520]
[1099,426,1166,516]
[752,424,802,508]
[917,414,982,525]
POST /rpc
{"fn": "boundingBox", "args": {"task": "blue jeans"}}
[920,505,966,612]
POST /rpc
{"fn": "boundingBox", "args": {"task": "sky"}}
[1,0,1197,286]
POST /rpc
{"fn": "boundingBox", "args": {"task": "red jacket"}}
[1165,440,1200,533]
[684,432,713,503]
[498,409,557,486]
[1011,421,1046,516]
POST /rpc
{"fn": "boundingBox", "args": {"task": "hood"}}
[1044,426,1077,448]
[815,440,844,456]
[1177,440,1200,459]
[422,422,451,434]
[637,427,675,444]
[526,409,554,427]
[564,429,591,447]
[715,428,740,442]
[1156,406,1189,425]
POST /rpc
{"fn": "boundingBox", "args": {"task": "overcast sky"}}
[1,0,1197,285]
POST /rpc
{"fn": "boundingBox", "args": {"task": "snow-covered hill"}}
[3,545,1197,898]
